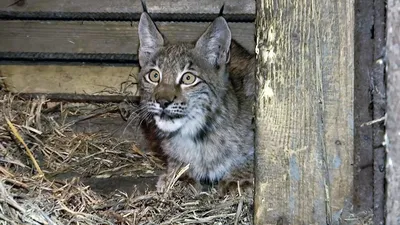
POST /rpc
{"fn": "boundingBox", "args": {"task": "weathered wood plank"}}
[0,21,255,56]
[0,0,254,17]
[386,0,400,224]
[254,0,354,224]
[0,64,138,95]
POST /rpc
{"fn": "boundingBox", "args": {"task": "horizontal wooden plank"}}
[0,21,255,59]
[0,0,255,21]
[0,64,139,96]
[0,0,255,14]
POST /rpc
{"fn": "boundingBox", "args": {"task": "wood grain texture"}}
[254,0,354,224]
[0,64,138,95]
[386,0,400,224]
[0,21,255,55]
[0,0,254,15]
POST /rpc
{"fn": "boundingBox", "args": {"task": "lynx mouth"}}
[158,111,185,120]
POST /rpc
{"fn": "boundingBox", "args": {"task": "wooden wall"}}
[0,0,255,101]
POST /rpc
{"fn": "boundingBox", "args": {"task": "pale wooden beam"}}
[386,0,400,223]
[0,64,139,100]
[254,0,354,223]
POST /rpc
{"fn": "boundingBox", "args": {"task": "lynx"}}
[137,12,255,192]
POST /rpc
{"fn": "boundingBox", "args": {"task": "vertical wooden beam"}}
[371,1,387,224]
[386,0,400,224]
[354,0,374,215]
[254,0,354,224]
[354,0,386,221]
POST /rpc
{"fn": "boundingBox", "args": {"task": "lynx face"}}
[138,13,231,134]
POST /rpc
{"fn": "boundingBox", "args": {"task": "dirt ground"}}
[0,90,254,224]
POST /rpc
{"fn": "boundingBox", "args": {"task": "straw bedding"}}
[0,91,253,225]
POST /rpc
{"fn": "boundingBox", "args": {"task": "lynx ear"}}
[195,17,231,67]
[138,13,164,66]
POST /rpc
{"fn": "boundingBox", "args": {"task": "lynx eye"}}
[147,70,160,83]
[181,73,197,85]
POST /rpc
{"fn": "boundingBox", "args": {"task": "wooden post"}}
[386,0,400,224]
[254,0,354,224]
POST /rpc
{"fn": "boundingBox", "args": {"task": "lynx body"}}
[137,13,255,189]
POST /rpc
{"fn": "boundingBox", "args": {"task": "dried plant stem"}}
[5,118,44,176]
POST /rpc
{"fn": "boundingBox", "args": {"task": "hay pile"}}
[0,91,253,225]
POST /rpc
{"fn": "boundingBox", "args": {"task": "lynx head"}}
[138,13,231,134]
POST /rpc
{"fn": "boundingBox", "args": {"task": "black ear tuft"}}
[218,3,225,17]
[141,0,148,13]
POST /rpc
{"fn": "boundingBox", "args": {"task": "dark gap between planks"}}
[0,52,139,64]
[0,11,255,22]
[15,93,140,103]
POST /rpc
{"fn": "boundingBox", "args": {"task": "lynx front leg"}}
[156,159,181,192]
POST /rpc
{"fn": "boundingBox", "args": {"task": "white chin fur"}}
[154,115,187,132]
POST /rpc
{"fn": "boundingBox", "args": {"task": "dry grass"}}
[0,91,253,225]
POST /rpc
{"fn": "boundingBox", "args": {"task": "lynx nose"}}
[157,99,172,109]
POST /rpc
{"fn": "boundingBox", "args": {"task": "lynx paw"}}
[218,178,254,196]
